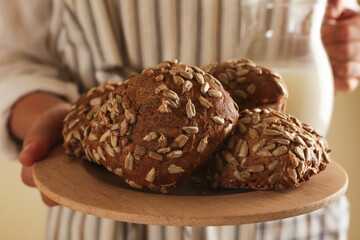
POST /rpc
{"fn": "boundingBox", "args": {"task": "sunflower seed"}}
[172,75,184,86]
[305,147,311,161]
[235,77,247,84]
[158,101,171,113]
[208,89,223,98]
[323,151,331,163]
[105,144,116,157]
[96,146,105,161]
[240,171,251,178]
[68,118,80,130]
[273,138,290,145]
[235,90,247,98]
[110,134,118,148]
[263,128,281,136]
[168,164,185,174]
[115,168,123,176]
[194,73,205,85]
[240,117,252,124]
[197,136,208,153]
[179,71,193,80]
[263,117,278,124]
[222,151,238,168]
[169,69,178,75]
[247,84,256,94]
[238,122,247,134]
[199,96,212,109]
[167,150,183,158]
[120,119,129,136]
[236,69,250,77]
[264,142,276,150]
[155,84,168,94]
[92,149,100,162]
[165,90,180,101]
[72,129,82,140]
[166,99,177,109]
[272,146,288,157]
[294,146,305,160]
[143,131,158,142]
[149,151,163,161]
[218,73,229,84]
[234,138,244,155]
[158,135,167,147]
[211,116,225,125]
[201,82,210,94]
[135,145,147,156]
[234,170,244,181]
[186,99,196,118]
[88,132,98,141]
[248,164,265,172]
[268,160,279,171]
[99,130,110,142]
[125,152,134,170]
[297,161,306,175]
[252,113,260,124]
[154,62,170,69]
[227,136,237,149]
[182,80,193,94]
[127,180,142,189]
[121,138,129,146]
[250,139,265,153]
[282,131,295,141]
[90,97,102,106]
[267,173,280,184]
[173,134,189,148]
[193,66,205,74]
[248,128,259,139]
[253,67,263,75]
[257,149,272,157]
[224,123,233,135]
[213,77,223,87]
[155,75,164,82]
[240,157,248,168]
[157,147,171,154]
[287,167,297,182]
[239,140,249,158]
[182,126,199,134]
[295,136,306,147]
[145,168,156,182]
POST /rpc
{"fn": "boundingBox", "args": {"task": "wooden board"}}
[33,146,348,226]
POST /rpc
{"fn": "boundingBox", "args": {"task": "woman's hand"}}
[323,0,360,92]
[11,92,71,206]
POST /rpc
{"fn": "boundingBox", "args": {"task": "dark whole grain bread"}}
[192,108,331,190]
[82,60,239,193]
[62,81,120,159]
[202,59,288,112]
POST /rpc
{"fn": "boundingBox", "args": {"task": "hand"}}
[11,92,71,206]
[322,4,360,92]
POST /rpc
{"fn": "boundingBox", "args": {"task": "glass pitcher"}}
[236,0,334,136]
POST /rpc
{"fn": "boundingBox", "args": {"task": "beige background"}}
[1,89,360,240]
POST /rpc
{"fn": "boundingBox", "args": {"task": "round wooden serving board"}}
[33,146,348,226]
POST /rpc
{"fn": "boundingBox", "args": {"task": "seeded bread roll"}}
[192,108,331,190]
[202,59,288,112]
[62,81,120,159]
[82,60,239,193]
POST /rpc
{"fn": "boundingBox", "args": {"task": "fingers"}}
[21,165,36,187]
[331,60,360,78]
[325,0,343,19]
[40,193,58,207]
[325,42,360,62]
[334,77,359,93]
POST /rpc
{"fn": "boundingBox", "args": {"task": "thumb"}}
[19,104,70,166]
[325,0,343,19]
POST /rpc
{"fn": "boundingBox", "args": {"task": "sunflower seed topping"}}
[155,84,168,94]
[90,97,102,106]
[263,117,278,124]
[182,126,199,134]
[257,149,272,157]
[289,150,299,167]
[68,118,80,130]
[211,116,225,125]
[234,138,244,155]
[97,146,105,160]
[283,131,295,141]
[248,128,259,139]
[248,164,265,172]
[173,75,185,85]
[294,146,305,160]
[236,69,250,77]
[272,146,288,157]
[143,131,158,142]
[208,89,223,98]
[186,99,196,118]
[168,164,185,174]
[274,138,290,145]
[167,150,183,158]
[120,119,129,136]
[111,135,118,148]
[263,128,281,136]
[173,134,189,148]
[224,123,233,135]
[154,62,170,69]
[88,132,97,141]
[125,152,134,170]
[135,145,147,156]
[127,180,142,189]
[295,136,306,147]
[252,138,266,152]
[115,168,123,176]
[199,96,212,109]
[239,141,249,158]
[100,130,111,142]
[268,172,280,183]
[235,90,247,98]
[234,170,244,181]
[253,67,263,75]
[193,66,205,74]
[218,73,229,84]
[240,117,252,124]
[222,151,238,167]
[148,151,163,161]
[264,142,276,150]
[179,71,193,80]
[297,161,306,175]
[158,134,167,147]
[155,75,164,82]
[197,136,208,153]
[194,73,205,85]
[157,147,171,154]
[144,168,156,183]
[182,80,193,93]
[287,167,297,182]
[165,90,180,101]
[246,84,256,94]
[201,82,210,94]
[268,160,279,171]
[105,144,115,157]
[238,122,247,134]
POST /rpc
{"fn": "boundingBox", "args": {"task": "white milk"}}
[272,67,334,136]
